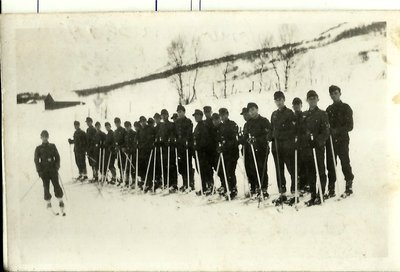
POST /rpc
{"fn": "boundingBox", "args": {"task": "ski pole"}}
[98,146,102,181]
[274,138,284,209]
[103,152,111,184]
[135,146,139,193]
[249,140,264,203]
[212,155,221,195]
[58,174,68,201]
[20,177,40,202]
[195,149,203,195]
[167,142,170,190]
[311,134,325,202]
[329,135,340,198]
[175,146,180,187]
[152,147,157,193]
[294,136,299,208]
[123,152,129,186]
[220,151,231,201]
[185,141,190,190]
[160,143,165,190]
[143,149,154,192]
[118,150,125,185]
[242,145,248,197]
[101,147,105,182]
[128,154,132,188]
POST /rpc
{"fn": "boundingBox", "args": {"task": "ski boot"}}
[108,177,116,185]
[46,201,52,209]
[305,198,315,207]
[59,200,66,216]
[273,194,287,206]
[204,187,213,196]
[325,190,336,199]
[313,196,322,205]
[218,187,226,196]
[179,185,187,193]
[262,189,269,199]
[341,188,353,198]
[81,175,88,182]
[169,186,178,193]
[226,188,237,200]
[286,196,300,206]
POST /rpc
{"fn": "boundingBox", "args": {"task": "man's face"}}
[243,113,250,122]
[155,118,161,125]
[86,121,93,127]
[274,98,285,109]
[307,96,319,108]
[41,135,49,143]
[74,124,80,130]
[161,114,169,122]
[292,103,302,112]
[194,114,203,122]
[95,124,101,131]
[205,111,212,119]
[212,118,221,127]
[177,110,185,119]
[134,125,140,132]
[115,121,121,128]
[220,113,228,122]
[105,125,111,131]
[330,90,341,102]
[124,125,131,130]
[248,107,258,118]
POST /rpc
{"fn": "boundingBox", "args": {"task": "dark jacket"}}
[158,120,175,144]
[34,143,60,174]
[220,119,239,159]
[104,130,115,153]
[137,124,155,152]
[175,116,193,146]
[73,129,87,152]
[326,100,353,142]
[124,128,137,154]
[269,106,296,142]
[244,115,271,150]
[86,126,97,152]
[193,120,211,152]
[302,106,330,148]
[294,111,307,148]
[114,126,127,149]
[94,130,107,148]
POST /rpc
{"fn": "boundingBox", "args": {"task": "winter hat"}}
[211,113,220,120]
[292,97,302,105]
[203,106,212,113]
[240,107,248,115]
[40,130,49,137]
[192,109,203,116]
[329,85,341,94]
[247,102,258,110]
[114,117,121,123]
[85,117,93,123]
[74,121,80,126]
[218,108,229,115]
[274,91,285,100]
[124,121,132,127]
[176,105,186,112]
[161,109,169,116]
[306,90,318,99]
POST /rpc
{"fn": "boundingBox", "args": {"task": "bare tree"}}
[189,37,201,103]
[278,24,298,92]
[222,62,235,99]
[167,36,186,104]
[307,55,316,86]
[257,35,281,92]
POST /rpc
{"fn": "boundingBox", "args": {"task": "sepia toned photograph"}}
[2,11,400,271]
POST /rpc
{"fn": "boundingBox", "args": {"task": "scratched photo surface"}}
[2,11,400,271]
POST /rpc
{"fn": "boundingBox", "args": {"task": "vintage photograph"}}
[2,11,400,271]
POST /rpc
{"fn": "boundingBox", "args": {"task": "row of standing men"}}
[69,85,355,206]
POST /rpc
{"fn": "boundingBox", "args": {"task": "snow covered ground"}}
[4,19,400,271]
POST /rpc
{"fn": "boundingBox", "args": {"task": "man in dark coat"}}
[68,121,88,181]
[244,103,271,198]
[326,85,355,198]
[94,121,107,181]
[35,130,64,212]
[113,117,127,185]
[137,116,155,190]
[302,90,330,206]
[210,113,223,192]
[159,109,178,191]
[104,122,117,184]
[193,109,214,195]
[218,108,239,199]
[123,121,137,187]
[175,105,194,191]
[85,117,98,182]
[269,91,296,204]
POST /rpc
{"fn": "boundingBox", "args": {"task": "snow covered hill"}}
[5,19,399,271]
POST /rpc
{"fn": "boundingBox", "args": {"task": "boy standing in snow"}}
[34,130,65,214]
[68,121,88,181]
[326,85,354,198]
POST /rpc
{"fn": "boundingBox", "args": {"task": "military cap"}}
[306,90,318,99]
[40,130,49,137]
[292,97,302,105]
[148,118,155,124]
[192,109,203,116]
[274,91,285,100]
[114,117,121,123]
[218,108,229,115]
[203,106,212,113]
[247,102,258,110]
[74,121,80,126]
[133,121,140,127]
[124,121,131,127]
[171,113,178,120]
[104,122,111,127]
[211,113,220,120]
[85,117,93,123]
[139,116,147,122]
[329,85,341,94]
[161,109,169,115]
[176,105,186,112]
[95,121,101,126]
[153,113,161,119]
[240,107,248,115]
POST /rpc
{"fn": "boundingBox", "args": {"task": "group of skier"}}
[35,84,355,208]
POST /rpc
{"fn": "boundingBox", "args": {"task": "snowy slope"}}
[5,26,399,271]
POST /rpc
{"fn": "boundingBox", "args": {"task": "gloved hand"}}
[247,137,256,145]
[216,145,223,153]
[68,138,73,144]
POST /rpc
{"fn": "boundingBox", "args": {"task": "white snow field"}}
[4,19,400,271]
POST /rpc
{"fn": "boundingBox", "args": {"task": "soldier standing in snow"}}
[137,116,155,190]
[192,109,214,195]
[153,113,163,188]
[210,113,223,192]
[85,117,97,182]
[218,108,240,199]
[159,109,178,192]
[68,121,88,181]
[269,91,296,205]
[113,117,127,185]
[326,85,355,198]
[238,107,251,193]
[244,103,271,198]
[292,97,308,193]
[302,90,330,206]
[35,130,65,215]
[104,122,117,184]
[123,121,137,187]
[175,105,194,192]
[94,121,106,181]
